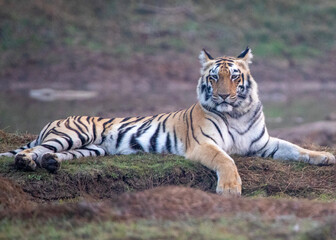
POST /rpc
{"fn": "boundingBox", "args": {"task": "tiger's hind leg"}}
[41,144,106,173]
[14,138,73,171]
[14,143,56,171]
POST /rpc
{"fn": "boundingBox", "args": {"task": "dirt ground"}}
[2,181,336,222]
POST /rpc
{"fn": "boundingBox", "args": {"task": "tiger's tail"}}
[0,139,38,157]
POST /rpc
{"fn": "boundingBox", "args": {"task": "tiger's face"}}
[197,47,257,113]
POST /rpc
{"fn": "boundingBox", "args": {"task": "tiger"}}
[1,47,335,196]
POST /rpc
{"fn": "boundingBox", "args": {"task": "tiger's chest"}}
[226,119,267,156]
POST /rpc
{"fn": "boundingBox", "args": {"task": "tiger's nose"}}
[219,94,230,100]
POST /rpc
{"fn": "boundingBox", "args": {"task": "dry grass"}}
[0,130,36,152]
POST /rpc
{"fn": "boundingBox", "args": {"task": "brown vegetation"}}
[1,182,335,222]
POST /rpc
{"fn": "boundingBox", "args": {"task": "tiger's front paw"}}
[41,153,61,173]
[216,166,242,197]
[307,151,335,165]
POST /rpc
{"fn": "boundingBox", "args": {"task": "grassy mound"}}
[1,131,335,239]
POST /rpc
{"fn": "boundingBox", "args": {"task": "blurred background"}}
[0,0,335,134]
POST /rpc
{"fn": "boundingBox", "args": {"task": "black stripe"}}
[77,116,90,132]
[86,116,92,124]
[149,123,161,153]
[118,122,132,130]
[202,105,235,143]
[173,126,178,152]
[172,110,182,118]
[162,113,172,132]
[130,134,144,151]
[73,121,90,143]
[189,105,200,144]
[136,118,154,137]
[116,126,136,149]
[232,102,263,135]
[200,127,217,144]
[102,118,115,131]
[50,138,64,149]
[9,150,17,154]
[203,105,229,127]
[39,122,52,142]
[118,117,146,130]
[157,114,165,121]
[85,148,103,156]
[41,144,57,152]
[91,117,97,142]
[228,130,235,144]
[97,117,104,121]
[184,109,190,148]
[77,150,85,157]
[27,140,35,148]
[249,125,266,148]
[65,120,86,145]
[201,83,206,93]
[50,129,74,150]
[100,135,106,145]
[120,117,131,123]
[204,80,212,101]
[257,137,270,156]
[246,74,251,90]
[206,118,224,141]
[165,133,172,153]
[268,142,280,158]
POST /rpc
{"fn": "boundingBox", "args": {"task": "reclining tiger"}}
[1,48,335,196]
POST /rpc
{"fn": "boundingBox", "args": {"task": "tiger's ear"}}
[199,49,214,73]
[237,47,253,64]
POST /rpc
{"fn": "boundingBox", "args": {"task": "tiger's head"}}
[197,47,259,114]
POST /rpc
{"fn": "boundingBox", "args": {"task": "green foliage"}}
[0,156,51,181]
[2,214,334,240]
[1,0,336,69]
[60,153,196,177]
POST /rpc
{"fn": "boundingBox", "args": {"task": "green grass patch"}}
[1,0,336,70]
[1,214,334,240]
[61,154,197,178]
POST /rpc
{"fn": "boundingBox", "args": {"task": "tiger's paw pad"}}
[41,153,60,173]
[15,154,36,171]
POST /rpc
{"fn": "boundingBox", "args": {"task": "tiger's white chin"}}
[215,103,233,112]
